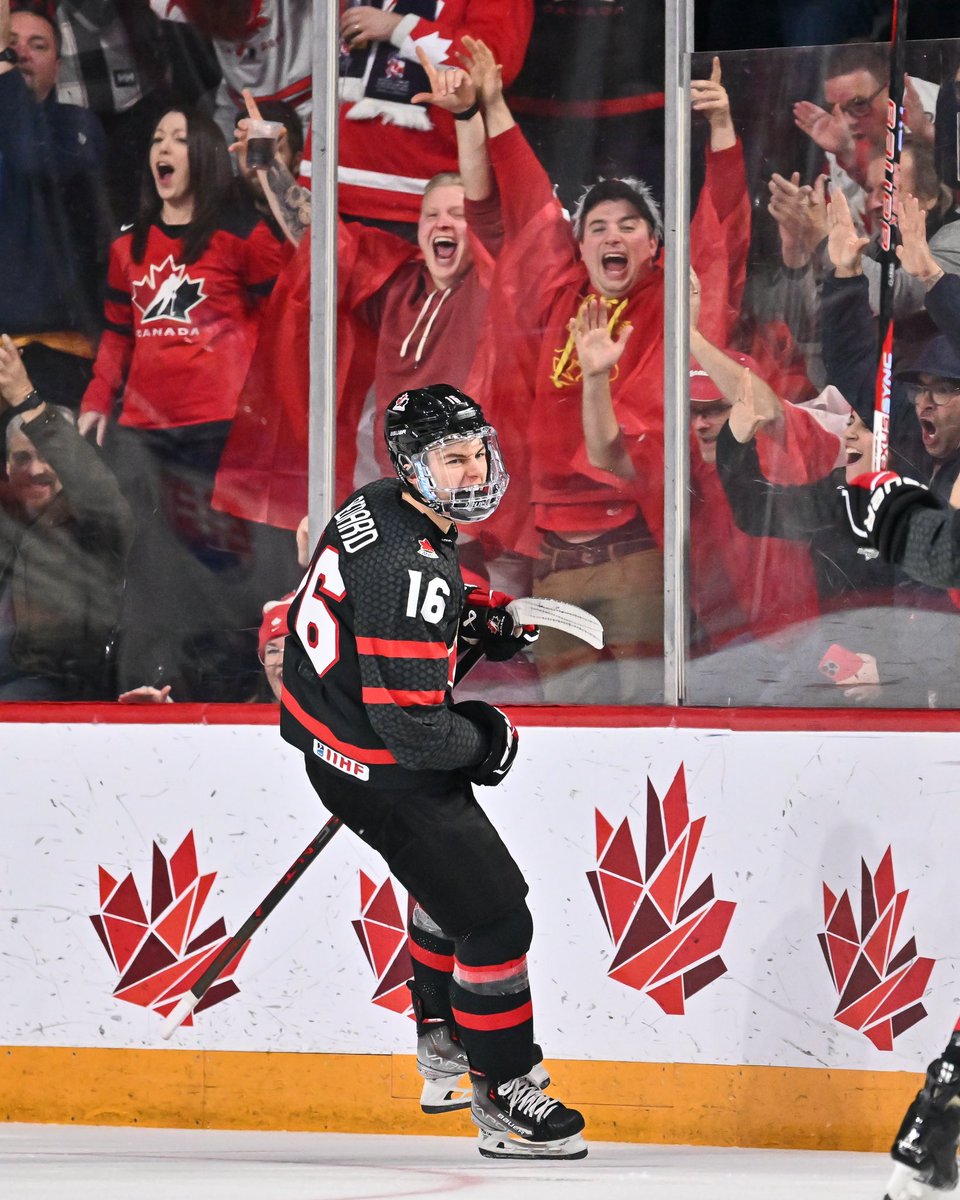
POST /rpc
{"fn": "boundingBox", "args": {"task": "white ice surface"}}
[0,1123,898,1200]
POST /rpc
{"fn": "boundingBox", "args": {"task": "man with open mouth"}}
[446,45,750,704]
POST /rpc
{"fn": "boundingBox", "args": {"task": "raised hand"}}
[727,366,760,444]
[826,188,869,275]
[0,334,33,407]
[689,268,702,332]
[412,45,477,113]
[458,35,503,109]
[896,192,941,282]
[793,99,853,157]
[691,57,730,125]
[230,89,288,164]
[768,171,828,268]
[569,297,632,379]
[692,56,735,151]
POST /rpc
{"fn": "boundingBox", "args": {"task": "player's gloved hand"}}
[459,587,539,662]
[453,699,519,787]
[840,470,940,563]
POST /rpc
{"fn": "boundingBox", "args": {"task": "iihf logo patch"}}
[391,393,410,411]
[417,538,438,559]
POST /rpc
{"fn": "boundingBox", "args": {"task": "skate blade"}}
[884,1161,942,1200]
[420,1076,472,1114]
[477,1130,588,1160]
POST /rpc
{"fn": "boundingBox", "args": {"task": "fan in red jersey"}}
[78,106,290,700]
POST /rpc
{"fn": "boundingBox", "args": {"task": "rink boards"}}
[1,706,959,1149]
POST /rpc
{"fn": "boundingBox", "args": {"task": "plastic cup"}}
[245,119,283,170]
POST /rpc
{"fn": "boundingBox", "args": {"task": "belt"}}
[536,535,654,576]
[12,331,96,359]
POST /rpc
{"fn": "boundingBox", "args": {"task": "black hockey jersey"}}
[280,478,488,788]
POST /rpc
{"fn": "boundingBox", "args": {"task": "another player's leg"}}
[408,904,471,1113]
[886,1035,960,1199]
[451,903,587,1160]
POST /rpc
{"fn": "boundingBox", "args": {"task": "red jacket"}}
[213,201,502,530]
[476,123,751,551]
[82,214,284,429]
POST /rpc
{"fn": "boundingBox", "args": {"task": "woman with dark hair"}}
[78,107,288,701]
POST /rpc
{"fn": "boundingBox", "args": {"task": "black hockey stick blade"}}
[160,638,489,1038]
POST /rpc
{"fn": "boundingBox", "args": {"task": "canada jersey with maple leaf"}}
[281,478,489,789]
[81,210,285,429]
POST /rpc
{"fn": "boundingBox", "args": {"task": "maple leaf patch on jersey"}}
[132,254,207,324]
[417,538,438,559]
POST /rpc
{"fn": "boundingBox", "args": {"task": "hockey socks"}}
[449,906,535,1084]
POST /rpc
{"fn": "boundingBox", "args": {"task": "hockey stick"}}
[507,597,604,649]
[158,634,510,1040]
[872,0,910,471]
[159,814,343,1038]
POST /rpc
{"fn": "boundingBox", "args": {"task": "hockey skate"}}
[884,1045,960,1200]
[471,1073,587,1160]
[417,1023,551,1115]
[417,1021,472,1113]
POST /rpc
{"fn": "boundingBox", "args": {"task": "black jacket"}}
[0,407,134,695]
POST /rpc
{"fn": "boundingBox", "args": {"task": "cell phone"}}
[818,643,865,684]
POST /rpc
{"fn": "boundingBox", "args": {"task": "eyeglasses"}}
[904,380,960,407]
[832,82,885,118]
[261,642,284,665]
[689,402,730,420]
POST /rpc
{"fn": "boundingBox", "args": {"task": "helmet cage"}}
[399,427,509,523]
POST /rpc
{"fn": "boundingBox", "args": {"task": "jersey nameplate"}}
[334,494,379,553]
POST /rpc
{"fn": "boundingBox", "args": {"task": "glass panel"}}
[0,5,304,704]
[683,39,960,709]
[334,0,668,706]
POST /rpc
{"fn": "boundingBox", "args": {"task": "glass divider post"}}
[663,0,694,707]
[308,0,341,550]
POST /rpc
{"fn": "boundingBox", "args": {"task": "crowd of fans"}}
[4,0,960,707]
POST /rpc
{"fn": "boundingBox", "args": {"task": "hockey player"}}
[842,423,960,1195]
[280,384,587,1160]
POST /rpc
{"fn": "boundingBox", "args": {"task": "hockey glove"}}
[453,699,519,787]
[459,587,539,662]
[840,470,941,564]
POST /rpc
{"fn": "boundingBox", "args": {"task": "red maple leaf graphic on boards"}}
[352,871,413,1018]
[89,831,246,1024]
[586,765,735,1014]
[819,848,935,1050]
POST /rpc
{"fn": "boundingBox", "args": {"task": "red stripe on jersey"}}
[357,637,449,659]
[453,955,527,985]
[408,938,455,973]
[362,687,446,707]
[451,1001,534,1032]
[280,686,397,763]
